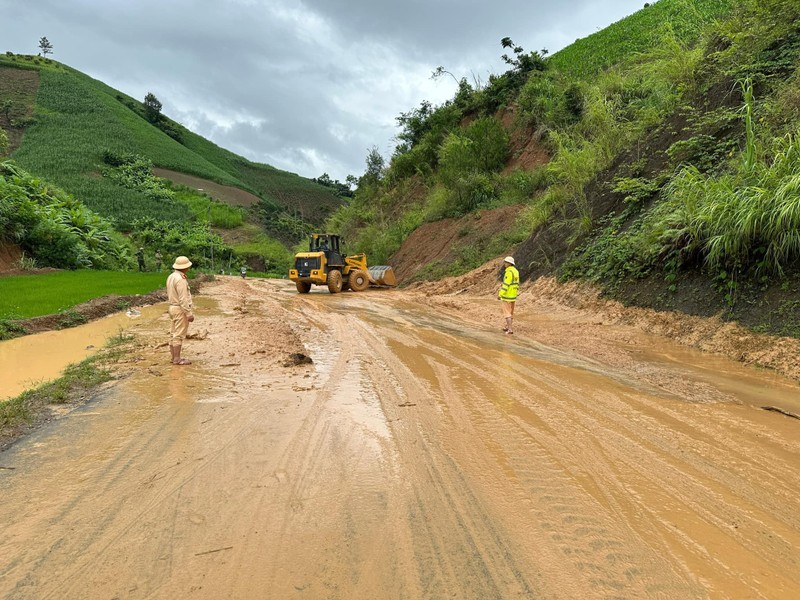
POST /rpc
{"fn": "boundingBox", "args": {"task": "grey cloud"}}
[0,0,646,182]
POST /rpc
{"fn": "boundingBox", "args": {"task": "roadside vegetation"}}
[0,161,130,269]
[325,0,800,333]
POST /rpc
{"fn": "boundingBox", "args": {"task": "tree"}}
[38,36,53,57]
[143,92,162,123]
[500,37,547,76]
[361,147,385,187]
[315,172,333,187]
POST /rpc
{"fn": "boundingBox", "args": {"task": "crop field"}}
[0,65,40,153]
[0,271,167,319]
[233,161,343,226]
[0,54,341,231]
[549,0,733,78]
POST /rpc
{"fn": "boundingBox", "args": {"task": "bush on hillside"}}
[438,117,509,183]
[101,153,175,202]
[0,161,130,269]
[131,217,230,270]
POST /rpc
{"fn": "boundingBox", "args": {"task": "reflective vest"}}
[499,265,519,301]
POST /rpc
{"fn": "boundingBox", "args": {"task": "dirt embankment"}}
[13,291,167,334]
[408,263,800,383]
[391,205,523,283]
[0,241,22,272]
[4,275,210,337]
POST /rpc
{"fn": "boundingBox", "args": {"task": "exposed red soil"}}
[153,168,262,207]
[0,241,22,272]
[499,106,550,173]
[389,204,523,283]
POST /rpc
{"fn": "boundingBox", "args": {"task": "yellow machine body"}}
[289,233,396,294]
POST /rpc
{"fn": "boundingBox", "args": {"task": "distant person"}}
[136,247,146,272]
[154,250,163,272]
[498,256,519,335]
[240,265,247,279]
[166,256,194,365]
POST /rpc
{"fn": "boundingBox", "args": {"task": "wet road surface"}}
[1,278,799,599]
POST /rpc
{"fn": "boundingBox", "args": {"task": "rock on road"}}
[1,277,799,599]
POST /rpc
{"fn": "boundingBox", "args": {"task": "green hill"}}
[0,53,344,273]
[548,0,733,78]
[324,0,800,335]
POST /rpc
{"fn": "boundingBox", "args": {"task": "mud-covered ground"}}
[1,276,799,599]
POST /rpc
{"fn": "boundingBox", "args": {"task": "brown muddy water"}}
[0,305,165,401]
[0,297,224,402]
[1,278,799,599]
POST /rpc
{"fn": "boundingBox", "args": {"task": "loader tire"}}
[348,270,370,292]
[296,281,311,294]
[327,269,343,294]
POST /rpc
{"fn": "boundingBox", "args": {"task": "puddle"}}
[636,343,800,414]
[0,304,165,402]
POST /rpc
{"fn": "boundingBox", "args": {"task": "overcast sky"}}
[1,0,645,183]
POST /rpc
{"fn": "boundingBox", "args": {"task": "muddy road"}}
[1,277,799,599]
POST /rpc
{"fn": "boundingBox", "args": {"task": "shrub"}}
[0,161,129,269]
[438,117,509,186]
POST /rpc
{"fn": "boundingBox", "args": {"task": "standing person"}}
[166,256,194,365]
[136,247,146,272]
[154,250,163,272]
[498,256,519,335]
[240,265,247,279]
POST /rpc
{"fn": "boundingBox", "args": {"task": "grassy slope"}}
[549,0,733,77]
[329,0,736,275]
[0,55,340,228]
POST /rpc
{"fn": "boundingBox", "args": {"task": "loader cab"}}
[310,233,344,267]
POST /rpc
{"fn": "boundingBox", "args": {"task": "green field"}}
[0,55,341,229]
[0,271,167,319]
[548,0,733,78]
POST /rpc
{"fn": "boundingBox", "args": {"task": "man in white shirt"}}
[166,256,195,365]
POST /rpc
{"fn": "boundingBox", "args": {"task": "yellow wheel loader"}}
[289,233,396,294]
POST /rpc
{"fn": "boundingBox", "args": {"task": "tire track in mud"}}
[369,321,688,598]
[2,279,799,599]
[347,296,800,598]
[279,296,540,598]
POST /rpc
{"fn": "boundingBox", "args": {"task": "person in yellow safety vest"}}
[498,256,520,335]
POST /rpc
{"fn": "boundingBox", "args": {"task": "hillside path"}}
[1,277,799,599]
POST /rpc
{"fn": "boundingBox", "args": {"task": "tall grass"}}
[668,132,800,275]
[548,0,733,78]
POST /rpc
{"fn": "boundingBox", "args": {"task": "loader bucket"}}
[367,265,397,287]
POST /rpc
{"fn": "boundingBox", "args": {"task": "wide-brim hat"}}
[172,256,192,270]
[504,256,516,265]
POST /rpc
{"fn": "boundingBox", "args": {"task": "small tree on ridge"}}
[38,36,53,57]
[143,92,162,123]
